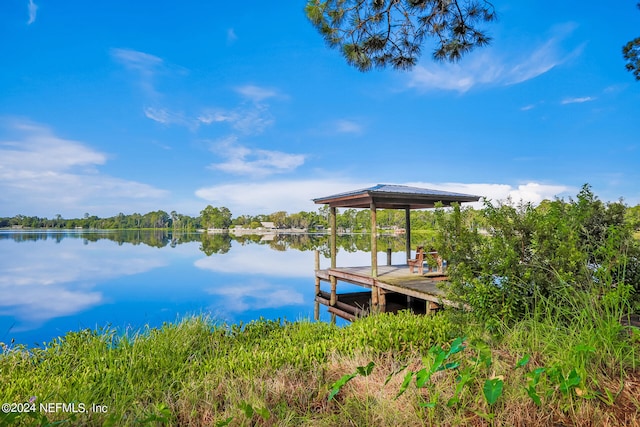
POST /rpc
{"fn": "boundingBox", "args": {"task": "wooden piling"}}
[314,250,321,296]
[405,207,411,261]
[370,201,377,278]
[330,276,337,306]
[371,285,379,307]
[330,207,337,269]
[378,288,387,312]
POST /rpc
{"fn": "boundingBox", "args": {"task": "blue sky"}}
[1,1,639,218]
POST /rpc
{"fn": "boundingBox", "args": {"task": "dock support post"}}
[330,207,337,270]
[386,248,392,266]
[330,276,337,306]
[405,207,411,262]
[314,250,321,296]
[314,301,319,321]
[370,201,377,278]
[329,206,338,309]
[378,288,387,312]
[371,285,379,309]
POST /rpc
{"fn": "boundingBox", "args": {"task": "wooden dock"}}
[314,263,456,321]
[310,185,480,322]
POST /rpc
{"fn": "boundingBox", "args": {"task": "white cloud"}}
[197,110,231,124]
[111,48,165,98]
[195,179,371,215]
[144,106,200,130]
[27,0,38,25]
[335,119,363,134]
[0,119,169,216]
[561,96,595,105]
[144,104,273,134]
[111,48,164,72]
[504,37,563,85]
[406,181,573,207]
[230,106,274,134]
[227,28,238,44]
[111,49,278,134]
[144,106,171,123]
[408,24,581,93]
[235,85,278,103]
[197,102,274,134]
[195,179,573,215]
[208,137,305,177]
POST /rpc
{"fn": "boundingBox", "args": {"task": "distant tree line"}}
[2,200,640,235]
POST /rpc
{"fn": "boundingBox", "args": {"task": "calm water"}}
[0,230,399,346]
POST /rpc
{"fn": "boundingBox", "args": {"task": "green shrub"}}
[435,184,640,326]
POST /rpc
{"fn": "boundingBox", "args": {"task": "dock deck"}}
[314,264,456,321]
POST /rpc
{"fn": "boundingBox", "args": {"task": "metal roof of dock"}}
[313,184,481,209]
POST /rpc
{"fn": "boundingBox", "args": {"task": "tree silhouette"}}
[305,0,496,71]
[623,2,640,80]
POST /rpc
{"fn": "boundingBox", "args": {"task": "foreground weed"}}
[238,401,270,423]
[328,361,375,401]
[330,336,617,422]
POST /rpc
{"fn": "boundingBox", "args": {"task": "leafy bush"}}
[434,184,640,326]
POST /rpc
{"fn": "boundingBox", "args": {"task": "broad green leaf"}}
[356,361,375,376]
[328,373,357,401]
[472,339,492,367]
[255,406,270,421]
[415,368,431,388]
[432,350,447,372]
[443,361,460,371]
[483,378,504,405]
[526,385,541,406]
[215,417,234,427]
[239,402,254,418]
[515,354,530,369]
[395,370,414,399]
[446,396,460,407]
[527,367,546,386]
[419,402,437,408]
[448,337,466,356]
[560,369,581,394]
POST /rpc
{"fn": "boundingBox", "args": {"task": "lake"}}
[0,230,406,346]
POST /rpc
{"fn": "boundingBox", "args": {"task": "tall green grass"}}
[1,294,639,426]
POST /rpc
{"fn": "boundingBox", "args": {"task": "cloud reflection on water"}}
[1,231,381,344]
[205,278,304,314]
[194,243,374,277]
[0,238,168,332]
[195,243,386,320]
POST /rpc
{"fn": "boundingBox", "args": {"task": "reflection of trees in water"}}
[199,233,232,255]
[1,230,422,256]
[0,230,200,248]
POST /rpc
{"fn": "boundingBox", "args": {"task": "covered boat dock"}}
[312,184,480,321]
